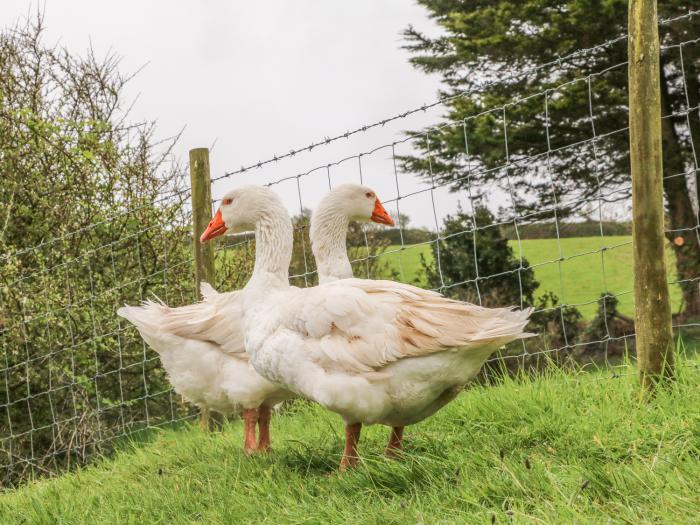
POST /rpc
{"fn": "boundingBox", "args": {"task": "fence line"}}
[2,8,699,488]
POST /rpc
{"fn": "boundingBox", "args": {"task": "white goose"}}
[201,185,533,470]
[116,184,394,454]
[117,283,290,453]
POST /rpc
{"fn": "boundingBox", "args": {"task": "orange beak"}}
[200,209,228,242]
[371,198,395,226]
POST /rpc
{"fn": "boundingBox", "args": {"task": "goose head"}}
[317,183,395,227]
[310,184,394,283]
[200,185,287,242]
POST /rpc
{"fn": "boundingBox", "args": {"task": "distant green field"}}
[378,236,682,319]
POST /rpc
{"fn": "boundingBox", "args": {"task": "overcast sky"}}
[1,1,474,228]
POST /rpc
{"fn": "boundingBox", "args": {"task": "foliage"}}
[421,206,538,306]
[402,0,700,315]
[373,227,433,246]
[0,16,193,486]
[2,357,700,523]
[372,213,433,245]
[529,290,583,350]
[501,220,632,239]
[214,235,256,292]
[582,292,635,358]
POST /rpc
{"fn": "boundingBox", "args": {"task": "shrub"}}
[421,206,538,307]
[580,293,635,361]
[1,16,193,486]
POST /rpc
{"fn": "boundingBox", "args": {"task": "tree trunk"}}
[659,67,700,318]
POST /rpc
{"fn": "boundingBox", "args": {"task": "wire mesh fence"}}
[2,9,699,488]
[0,187,197,485]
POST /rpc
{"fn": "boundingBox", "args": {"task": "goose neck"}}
[310,204,352,283]
[248,206,293,290]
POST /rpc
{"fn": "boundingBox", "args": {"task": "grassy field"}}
[379,236,682,319]
[2,354,700,524]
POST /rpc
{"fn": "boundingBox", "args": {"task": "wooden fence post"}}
[189,148,216,295]
[188,148,223,429]
[628,0,674,390]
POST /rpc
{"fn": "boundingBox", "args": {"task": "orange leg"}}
[257,405,272,452]
[242,408,258,455]
[339,422,362,472]
[385,426,404,457]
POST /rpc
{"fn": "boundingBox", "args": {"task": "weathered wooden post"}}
[188,148,222,429]
[189,148,216,296]
[628,0,674,390]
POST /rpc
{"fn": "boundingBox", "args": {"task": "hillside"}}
[2,356,699,524]
[379,236,682,319]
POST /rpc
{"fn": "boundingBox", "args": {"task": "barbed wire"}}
[209,8,698,183]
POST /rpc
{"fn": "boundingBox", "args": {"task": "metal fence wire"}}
[1,10,699,488]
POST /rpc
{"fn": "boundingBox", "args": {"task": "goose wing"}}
[278,278,532,375]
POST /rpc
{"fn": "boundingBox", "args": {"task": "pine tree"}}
[403,1,700,317]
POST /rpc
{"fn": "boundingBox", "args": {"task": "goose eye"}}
[222,198,233,205]
[365,192,373,198]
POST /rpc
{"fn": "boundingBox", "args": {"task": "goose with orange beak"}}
[201,185,532,471]
[118,184,394,456]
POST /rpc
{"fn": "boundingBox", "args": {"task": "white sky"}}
[1,1,475,228]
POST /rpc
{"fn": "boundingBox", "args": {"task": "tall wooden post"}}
[189,148,216,296]
[628,0,674,390]
[188,148,221,429]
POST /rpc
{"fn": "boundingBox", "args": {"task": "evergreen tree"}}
[403,1,700,317]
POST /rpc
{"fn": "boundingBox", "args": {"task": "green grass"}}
[3,355,700,524]
[380,236,682,319]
